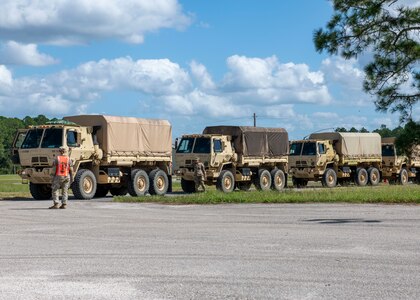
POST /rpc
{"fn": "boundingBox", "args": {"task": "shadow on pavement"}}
[304,218,382,224]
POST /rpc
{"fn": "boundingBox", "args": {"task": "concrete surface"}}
[0,199,419,299]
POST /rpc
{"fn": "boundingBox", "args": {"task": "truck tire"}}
[368,167,380,186]
[128,169,149,196]
[322,168,337,188]
[94,184,109,198]
[236,181,252,191]
[149,169,169,195]
[29,183,52,200]
[254,169,271,191]
[72,169,97,200]
[216,170,235,193]
[110,186,128,196]
[181,178,196,193]
[399,169,409,185]
[355,168,368,186]
[271,169,286,191]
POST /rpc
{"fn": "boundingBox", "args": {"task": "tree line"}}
[0,115,418,174]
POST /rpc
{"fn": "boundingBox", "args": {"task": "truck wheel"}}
[271,169,285,191]
[216,170,235,193]
[149,169,169,195]
[254,169,271,191]
[128,169,149,196]
[110,186,128,196]
[355,168,368,186]
[29,183,52,200]
[72,169,97,200]
[368,167,380,186]
[181,178,196,193]
[322,168,337,188]
[399,169,409,185]
[236,181,252,191]
[94,185,109,198]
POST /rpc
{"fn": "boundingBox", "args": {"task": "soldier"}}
[49,146,74,209]
[193,157,206,192]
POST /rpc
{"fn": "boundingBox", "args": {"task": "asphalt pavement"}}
[0,198,419,299]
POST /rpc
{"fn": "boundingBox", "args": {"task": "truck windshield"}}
[193,138,211,153]
[382,144,395,156]
[289,143,302,156]
[21,129,44,149]
[41,128,63,148]
[302,142,317,155]
[176,138,195,153]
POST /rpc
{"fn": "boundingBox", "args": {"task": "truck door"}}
[11,129,28,164]
[317,142,328,167]
[211,138,224,167]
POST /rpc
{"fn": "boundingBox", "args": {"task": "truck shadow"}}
[304,218,382,224]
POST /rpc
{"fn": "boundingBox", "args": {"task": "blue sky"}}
[0,0,418,140]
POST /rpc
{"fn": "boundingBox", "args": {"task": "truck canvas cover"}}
[309,132,381,158]
[203,126,289,157]
[64,115,172,157]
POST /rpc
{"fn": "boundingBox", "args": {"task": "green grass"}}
[0,174,31,199]
[114,184,420,205]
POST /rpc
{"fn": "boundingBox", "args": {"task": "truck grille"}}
[31,156,49,166]
[296,160,308,167]
[185,159,192,165]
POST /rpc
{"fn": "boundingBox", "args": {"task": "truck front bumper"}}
[19,168,53,184]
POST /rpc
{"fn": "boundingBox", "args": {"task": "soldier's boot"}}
[49,203,60,209]
[59,204,67,209]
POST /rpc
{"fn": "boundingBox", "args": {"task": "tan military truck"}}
[381,137,417,184]
[289,132,382,188]
[174,126,289,193]
[13,115,172,200]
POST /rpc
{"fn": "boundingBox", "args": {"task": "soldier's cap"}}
[59,146,68,153]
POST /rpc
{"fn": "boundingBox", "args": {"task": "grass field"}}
[1,175,419,204]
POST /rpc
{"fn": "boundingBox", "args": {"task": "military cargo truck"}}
[175,126,289,193]
[289,132,382,188]
[381,137,417,184]
[14,115,172,200]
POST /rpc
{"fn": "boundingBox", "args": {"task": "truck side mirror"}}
[174,138,179,150]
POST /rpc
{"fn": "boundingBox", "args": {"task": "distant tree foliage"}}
[314,0,420,121]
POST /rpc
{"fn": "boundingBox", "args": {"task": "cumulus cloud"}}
[0,0,191,45]
[0,41,58,66]
[222,55,331,104]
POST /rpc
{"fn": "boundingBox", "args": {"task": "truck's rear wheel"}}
[271,169,285,191]
[94,184,109,197]
[181,178,196,193]
[236,181,252,191]
[128,169,149,196]
[216,170,235,193]
[254,169,271,191]
[72,169,97,200]
[29,183,52,200]
[355,168,368,186]
[149,169,169,195]
[399,169,409,185]
[368,167,380,186]
[322,168,337,188]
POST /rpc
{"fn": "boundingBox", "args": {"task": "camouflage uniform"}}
[50,147,73,209]
[193,158,206,192]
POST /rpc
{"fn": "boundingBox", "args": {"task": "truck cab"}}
[381,137,414,184]
[288,139,337,187]
[175,134,234,182]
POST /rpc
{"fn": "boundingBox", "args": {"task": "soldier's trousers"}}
[52,176,70,204]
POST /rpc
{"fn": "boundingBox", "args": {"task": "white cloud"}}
[190,61,215,90]
[222,55,332,105]
[0,41,58,66]
[0,0,191,45]
[0,65,13,88]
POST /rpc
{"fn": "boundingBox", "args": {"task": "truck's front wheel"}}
[217,170,235,193]
[399,169,409,185]
[181,178,196,193]
[29,183,52,200]
[72,169,97,200]
[149,169,169,195]
[322,168,337,188]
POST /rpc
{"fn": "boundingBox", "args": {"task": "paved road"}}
[0,199,419,299]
